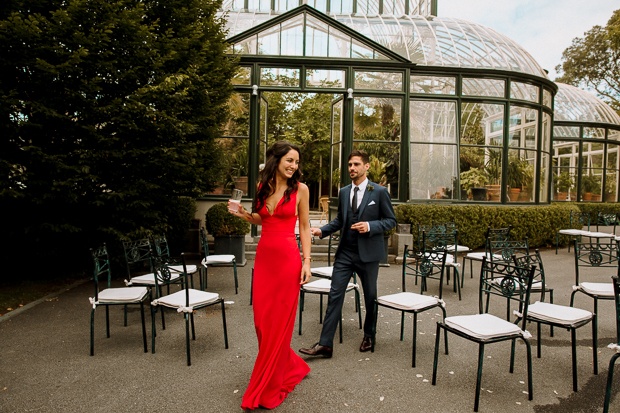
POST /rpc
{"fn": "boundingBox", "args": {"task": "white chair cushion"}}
[130,272,181,285]
[203,255,235,265]
[465,252,502,261]
[155,289,220,309]
[311,267,333,277]
[168,264,197,274]
[302,278,357,293]
[527,301,592,325]
[582,231,616,238]
[377,292,441,311]
[578,282,615,296]
[447,245,470,252]
[445,313,523,340]
[558,229,590,236]
[97,287,148,303]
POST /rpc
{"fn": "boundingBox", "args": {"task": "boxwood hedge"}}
[392,203,619,250]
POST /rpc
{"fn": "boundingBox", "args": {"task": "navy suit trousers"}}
[319,247,379,349]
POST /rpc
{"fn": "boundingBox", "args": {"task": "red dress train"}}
[241,191,310,410]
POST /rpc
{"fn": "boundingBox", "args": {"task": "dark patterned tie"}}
[352,186,359,214]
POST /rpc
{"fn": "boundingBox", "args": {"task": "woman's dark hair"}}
[253,141,302,213]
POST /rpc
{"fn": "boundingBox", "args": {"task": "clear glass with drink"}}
[229,189,243,212]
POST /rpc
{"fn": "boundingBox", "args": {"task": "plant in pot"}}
[484,149,502,201]
[206,202,250,265]
[506,156,526,201]
[581,173,599,201]
[605,173,617,202]
[553,171,573,201]
[230,147,249,194]
[460,168,488,201]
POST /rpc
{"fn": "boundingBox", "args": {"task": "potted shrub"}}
[553,171,573,201]
[460,168,488,201]
[605,173,617,202]
[581,174,599,201]
[231,148,249,193]
[484,150,501,201]
[205,202,250,265]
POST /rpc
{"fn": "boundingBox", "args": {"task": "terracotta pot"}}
[554,192,568,201]
[234,176,248,193]
[591,194,601,202]
[605,193,616,202]
[583,192,592,201]
[508,188,521,202]
[486,185,500,201]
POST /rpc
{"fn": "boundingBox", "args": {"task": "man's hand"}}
[310,227,322,237]
[351,222,369,233]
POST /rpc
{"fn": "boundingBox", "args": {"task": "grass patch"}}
[0,272,88,317]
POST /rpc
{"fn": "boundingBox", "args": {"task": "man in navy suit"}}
[299,150,397,357]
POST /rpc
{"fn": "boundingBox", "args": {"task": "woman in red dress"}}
[229,141,312,410]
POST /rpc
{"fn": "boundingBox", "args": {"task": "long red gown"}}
[241,190,310,410]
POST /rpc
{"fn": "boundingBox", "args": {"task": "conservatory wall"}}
[552,83,620,203]
[207,5,557,206]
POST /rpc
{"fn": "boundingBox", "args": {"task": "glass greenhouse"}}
[207,0,620,208]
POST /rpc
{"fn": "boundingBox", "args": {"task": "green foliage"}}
[367,156,387,185]
[555,9,620,115]
[0,0,236,275]
[581,174,600,194]
[394,203,580,249]
[459,168,488,194]
[205,202,250,236]
[574,201,620,219]
[553,171,574,192]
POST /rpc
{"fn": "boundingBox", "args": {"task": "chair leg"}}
[356,289,362,329]
[571,328,578,391]
[298,291,304,335]
[570,290,578,307]
[510,338,516,373]
[319,294,324,324]
[151,305,156,354]
[124,304,128,327]
[604,353,620,413]
[432,323,442,386]
[190,311,196,340]
[523,337,534,401]
[440,307,449,355]
[105,305,110,338]
[537,322,542,358]
[90,308,95,356]
[455,268,462,301]
[549,289,554,337]
[593,312,599,375]
[233,261,238,294]
[140,301,147,353]
[220,300,229,349]
[185,313,191,366]
[400,311,405,341]
[412,312,418,368]
[474,343,485,412]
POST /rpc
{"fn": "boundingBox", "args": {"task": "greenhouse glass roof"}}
[554,83,620,125]
[220,7,549,79]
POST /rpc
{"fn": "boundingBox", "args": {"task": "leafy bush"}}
[206,202,250,236]
[394,203,580,249]
[165,198,197,255]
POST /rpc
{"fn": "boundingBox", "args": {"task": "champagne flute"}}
[229,189,243,212]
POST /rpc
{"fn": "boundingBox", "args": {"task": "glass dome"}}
[554,82,620,125]
[220,9,549,79]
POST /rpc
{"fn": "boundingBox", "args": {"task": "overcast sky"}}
[438,0,618,80]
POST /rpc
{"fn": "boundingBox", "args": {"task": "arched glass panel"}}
[410,74,456,95]
[462,78,505,98]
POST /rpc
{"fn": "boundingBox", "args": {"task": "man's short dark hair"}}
[348,150,370,165]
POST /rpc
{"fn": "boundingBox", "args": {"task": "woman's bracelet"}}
[303,256,312,262]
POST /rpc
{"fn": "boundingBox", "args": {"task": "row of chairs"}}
[556,210,619,254]
[89,231,233,366]
[368,221,620,412]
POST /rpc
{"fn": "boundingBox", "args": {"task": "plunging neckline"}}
[266,195,285,217]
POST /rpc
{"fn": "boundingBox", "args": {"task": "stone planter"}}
[214,235,246,266]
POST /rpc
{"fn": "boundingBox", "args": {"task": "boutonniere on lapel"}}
[367,185,374,192]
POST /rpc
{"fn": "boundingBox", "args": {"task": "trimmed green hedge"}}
[573,202,620,220]
[394,203,583,250]
[206,202,251,236]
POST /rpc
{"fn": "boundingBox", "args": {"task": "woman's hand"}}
[228,200,246,219]
[300,262,312,285]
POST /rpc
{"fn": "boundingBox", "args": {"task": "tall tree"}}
[555,9,620,115]
[0,0,236,272]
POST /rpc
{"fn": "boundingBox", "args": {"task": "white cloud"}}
[438,0,618,79]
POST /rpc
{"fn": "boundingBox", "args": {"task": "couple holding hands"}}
[228,141,396,410]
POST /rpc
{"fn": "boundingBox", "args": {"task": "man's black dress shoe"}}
[299,343,333,358]
[360,337,372,352]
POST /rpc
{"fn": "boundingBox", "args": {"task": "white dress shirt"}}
[350,178,370,232]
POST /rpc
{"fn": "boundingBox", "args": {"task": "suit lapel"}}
[342,185,351,223]
[356,181,373,217]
